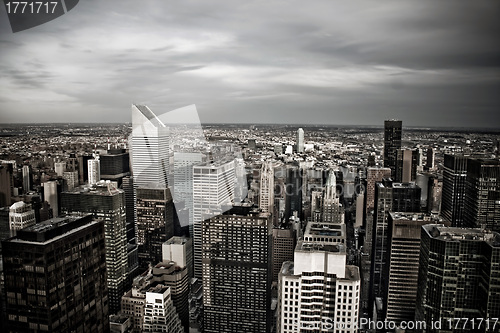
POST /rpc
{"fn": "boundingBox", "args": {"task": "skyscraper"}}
[2,214,109,332]
[416,225,500,332]
[277,242,360,333]
[0,164,13,207]
[271,225,295,283]
[383,120,402,178]
[441,154,468,227]
[130,104,169,188]
[385,212,440,325]
[136,187,174,269]
[192,159,236,280]
[22,165,31,193]
[296,128,304,153]
[259,160,275,214]
[395,149,418,183]
[202,210,272,333]
[322,170,344,224]
[61,184,128,314]
[463,158,500,231]
[88,155,101,185]
[43,180,59,217]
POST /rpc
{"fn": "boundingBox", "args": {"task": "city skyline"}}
[1,1,499,128]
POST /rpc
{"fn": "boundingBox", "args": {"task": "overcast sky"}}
[0,0,499,128]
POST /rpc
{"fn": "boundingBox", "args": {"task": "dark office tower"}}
[202,211,272,333]
[2,214,109,332]
[426,147,435,170]
[416,225,500,333]
[464,158,500,231]
[100,149,131,186]
[392,182,421,212]
[385,212,439,325]
[369,181,393,315]
[60,185,128,314]
[271,225,295,283]
[78,154,92,184]
[285,165,302,221]
[383,120,402,178]
[369,180,421,318]
[122,176,136,244]
[136,187,174,269]
[0,164,13,207]
[441,154,468,227]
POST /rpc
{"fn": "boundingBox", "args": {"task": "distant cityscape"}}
[0,105,499,333]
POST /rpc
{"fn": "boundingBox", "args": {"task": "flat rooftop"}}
[424,224,500,245]
[295,241,345,254]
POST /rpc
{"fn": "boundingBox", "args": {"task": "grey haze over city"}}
[0,0,499,128]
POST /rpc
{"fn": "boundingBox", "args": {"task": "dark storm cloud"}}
[0,0,498,127]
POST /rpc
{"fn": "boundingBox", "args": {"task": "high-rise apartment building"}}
[2,214,109,332]
[296,128,304,153]
[463,158,500,231]
[259,161,275,214]
[383,120,402,178]
[277,242,360,333]
[8,201,35,236]
[192,159,235,280]
[202,210,272,333]
[136,187,174,268]
[88,156,101,185]
[130,104,169,188]
[441,154,468,227]
[416,225,500,333]
[61,184,128,314]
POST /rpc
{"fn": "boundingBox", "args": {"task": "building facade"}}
[2,214,109,332]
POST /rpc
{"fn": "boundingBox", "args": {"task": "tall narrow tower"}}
[259,161,274,214]
[296,128,304,153]
[383,120,402,178]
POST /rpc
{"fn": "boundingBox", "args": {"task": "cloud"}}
[0,0,498,127]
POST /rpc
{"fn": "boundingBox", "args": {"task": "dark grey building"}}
[441,154,469,227]
[383,120,402,178]
[2,214,109,332]
[202,210,272,333]
[463,158,500,231]
[61,184,128,314]
[416,225,500,333]
[136,187,174,270]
